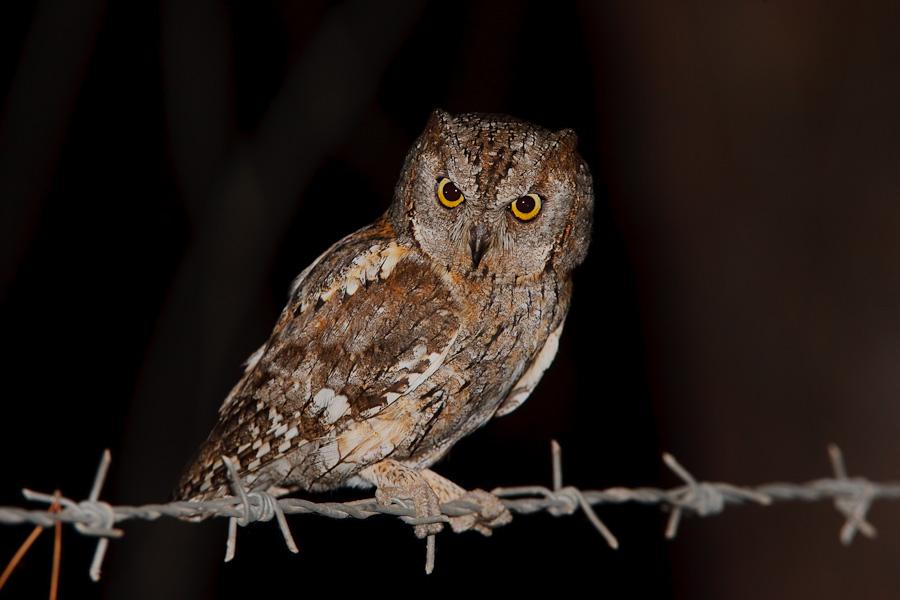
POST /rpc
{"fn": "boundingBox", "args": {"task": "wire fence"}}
[1,442,898,578]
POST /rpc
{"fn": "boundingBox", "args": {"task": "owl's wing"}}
[178,219,462,499]
[216,226,364,419]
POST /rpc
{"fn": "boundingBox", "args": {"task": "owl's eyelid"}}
[436,175,471,197]
[496,191,543,209]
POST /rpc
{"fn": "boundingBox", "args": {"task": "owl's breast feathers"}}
[177,217,570,500]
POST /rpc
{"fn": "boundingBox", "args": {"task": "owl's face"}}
[390,111,593,279]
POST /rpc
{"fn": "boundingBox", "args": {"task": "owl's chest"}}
[399,273,571,464]
[454,275,567,378]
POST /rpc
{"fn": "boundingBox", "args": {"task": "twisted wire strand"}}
[1,443,898,578]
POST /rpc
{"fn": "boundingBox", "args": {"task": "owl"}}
[176,110,593,537]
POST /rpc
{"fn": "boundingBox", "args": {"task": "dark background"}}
[3,2,900,598]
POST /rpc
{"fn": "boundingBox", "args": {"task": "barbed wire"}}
[1,442,898,578]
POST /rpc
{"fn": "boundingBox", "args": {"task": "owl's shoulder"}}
[286,217,405,309]
[219,216,458,420]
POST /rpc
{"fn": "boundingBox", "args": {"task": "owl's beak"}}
[469,224,491,270]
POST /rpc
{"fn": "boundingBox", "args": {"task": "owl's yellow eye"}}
[511,193,542,221]
[437,178,465,208]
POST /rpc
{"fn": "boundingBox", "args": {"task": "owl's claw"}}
[368,461,445,538]
[363,462,510,537]
[447,488,512,536]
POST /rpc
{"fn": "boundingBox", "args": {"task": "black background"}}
[3,2,900,599]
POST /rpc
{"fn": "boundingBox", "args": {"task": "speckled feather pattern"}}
[177,111,593,508]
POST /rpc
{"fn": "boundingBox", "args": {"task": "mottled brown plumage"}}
[177,110,593,536]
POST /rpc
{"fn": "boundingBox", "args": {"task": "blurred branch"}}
[1,442,897,579]
[0,0,106,294]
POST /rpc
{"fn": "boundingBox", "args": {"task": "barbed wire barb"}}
[20,449,119,582]
[4,443,900,580]
[425,534,435,575]
[220,455,299,562]
[548,440,619,549]
[661,452,771,539]
[827,443,877,544]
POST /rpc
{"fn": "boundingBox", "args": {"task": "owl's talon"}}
[369,461,445,539]
[378,495,412,510]
[447,488,512,536]
[414,521,444,539]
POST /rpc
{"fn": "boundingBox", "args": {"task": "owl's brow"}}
[442,127,468,186]
[499,137,571,211]
[445,126,512,201]
[513,135,568,184]
[491,130,569,203]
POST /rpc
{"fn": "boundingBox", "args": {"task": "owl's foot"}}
[448,488,512,536]
[361,460,444,538]
[421,470,512,536]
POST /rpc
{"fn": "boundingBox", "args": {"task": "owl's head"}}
[389,110,593,279]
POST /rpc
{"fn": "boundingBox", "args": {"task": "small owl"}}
[177,110,593,536]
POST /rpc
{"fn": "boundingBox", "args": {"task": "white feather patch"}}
[323,394,350,424]
[289,230,358,297]
[336,415,409,464]
[403,330,459,394]
[318,437,341,469]
[309,242,409,310]
[244,344,266,372]
[379,243,406,279]
[395,344,428,371]
[309,388,335,416]
[217,344,265,415]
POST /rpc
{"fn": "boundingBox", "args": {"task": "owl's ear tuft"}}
[554,128,578,153]
[426,109,452,132]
